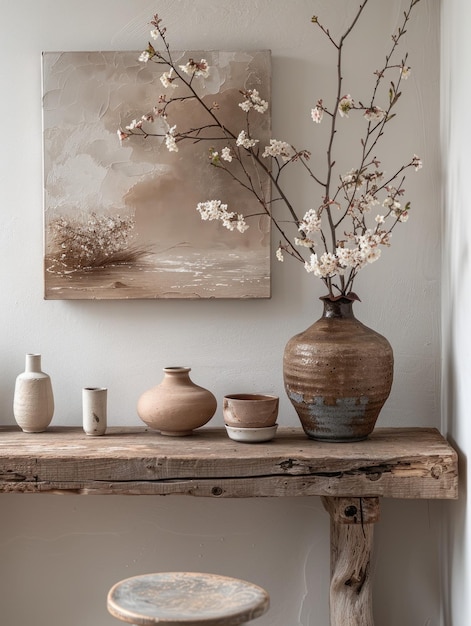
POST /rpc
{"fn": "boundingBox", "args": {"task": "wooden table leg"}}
[321,496,380,626]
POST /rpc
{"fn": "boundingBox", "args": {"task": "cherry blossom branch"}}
[119,1,422,299]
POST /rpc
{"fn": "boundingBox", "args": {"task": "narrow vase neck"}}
[321,298,355,319]
[25,353,42,373]
[164,367,191,375]
[163,367,192,383]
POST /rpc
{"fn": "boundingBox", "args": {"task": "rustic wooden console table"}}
[0,425,458,626]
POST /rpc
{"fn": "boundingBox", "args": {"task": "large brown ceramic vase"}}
[283,297,393,442]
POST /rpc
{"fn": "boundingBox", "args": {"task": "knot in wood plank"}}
[322,497,381,525]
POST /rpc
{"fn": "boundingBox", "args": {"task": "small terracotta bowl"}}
[223,394,279,428]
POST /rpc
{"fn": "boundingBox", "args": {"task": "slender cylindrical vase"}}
[13,353,54,433]
[82,387,107,436]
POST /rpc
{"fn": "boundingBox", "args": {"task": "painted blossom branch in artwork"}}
[119,0,422,300]
[46,213,147,276]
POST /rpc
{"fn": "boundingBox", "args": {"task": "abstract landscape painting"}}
[42,50,271,299]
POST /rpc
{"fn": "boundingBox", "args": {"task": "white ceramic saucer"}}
[225,424,278,443]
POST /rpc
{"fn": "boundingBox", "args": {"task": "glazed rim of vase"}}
[83,387,107,392]
[164,366,191,372]
[224,394,279,402]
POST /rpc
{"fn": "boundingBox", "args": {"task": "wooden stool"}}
[107,572,270,625]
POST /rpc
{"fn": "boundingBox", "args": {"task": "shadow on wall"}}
[373,498,444,625]
[0,494,329,626]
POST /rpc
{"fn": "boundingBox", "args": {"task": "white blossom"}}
[304,252,340,277]
[365,247,381,263]
[236,130,258,149]
[160,69,177,89]
[342,169,365,189]
[298,209,321,234]
[239,100,252,113]
[339,247,367,269]
[150,28,159,40]
[197,200,224,221]
[400,65,411,79]
[235,215,249,233]
[357,229,375,249]
[238,89,269,114]
[412,154,423,171]
[364,106,386,122]
[304,254,319,275]
[179,58,209,78]
[351,192,380,215]
[357,231,383,261]
[338,94,354,118]
[125,119,142,131]
[262,139,292,161]
[311,106,323,124]
[336,247,355,268]
[117,129,130,142]
[254,102,268,114]
[196,200,248,232]
[221,147,232,162]
[138,50,150,63]
[276,247,284,262]
[165,125,178,152]
[334,228,387,271]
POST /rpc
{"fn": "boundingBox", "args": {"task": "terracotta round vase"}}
[283,297,393,442]
[137,366,217,436]
[13,353,55,433]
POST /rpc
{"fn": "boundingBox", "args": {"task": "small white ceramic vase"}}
[82,387,107,436]
[13,353,54,433]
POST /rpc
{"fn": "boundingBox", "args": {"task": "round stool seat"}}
[107,572,269,625]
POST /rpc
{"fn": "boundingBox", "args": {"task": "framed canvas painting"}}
[42,50,271,299]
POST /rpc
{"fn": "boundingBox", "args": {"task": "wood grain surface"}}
[107,572,269,625]
[0,426,458,499]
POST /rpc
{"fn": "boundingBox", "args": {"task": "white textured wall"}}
[442,0,471,624]
[0,1,441,625]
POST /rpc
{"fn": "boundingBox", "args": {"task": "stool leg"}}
[322,496,380,626]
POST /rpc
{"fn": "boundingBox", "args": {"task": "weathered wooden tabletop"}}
[0,426,458,499]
